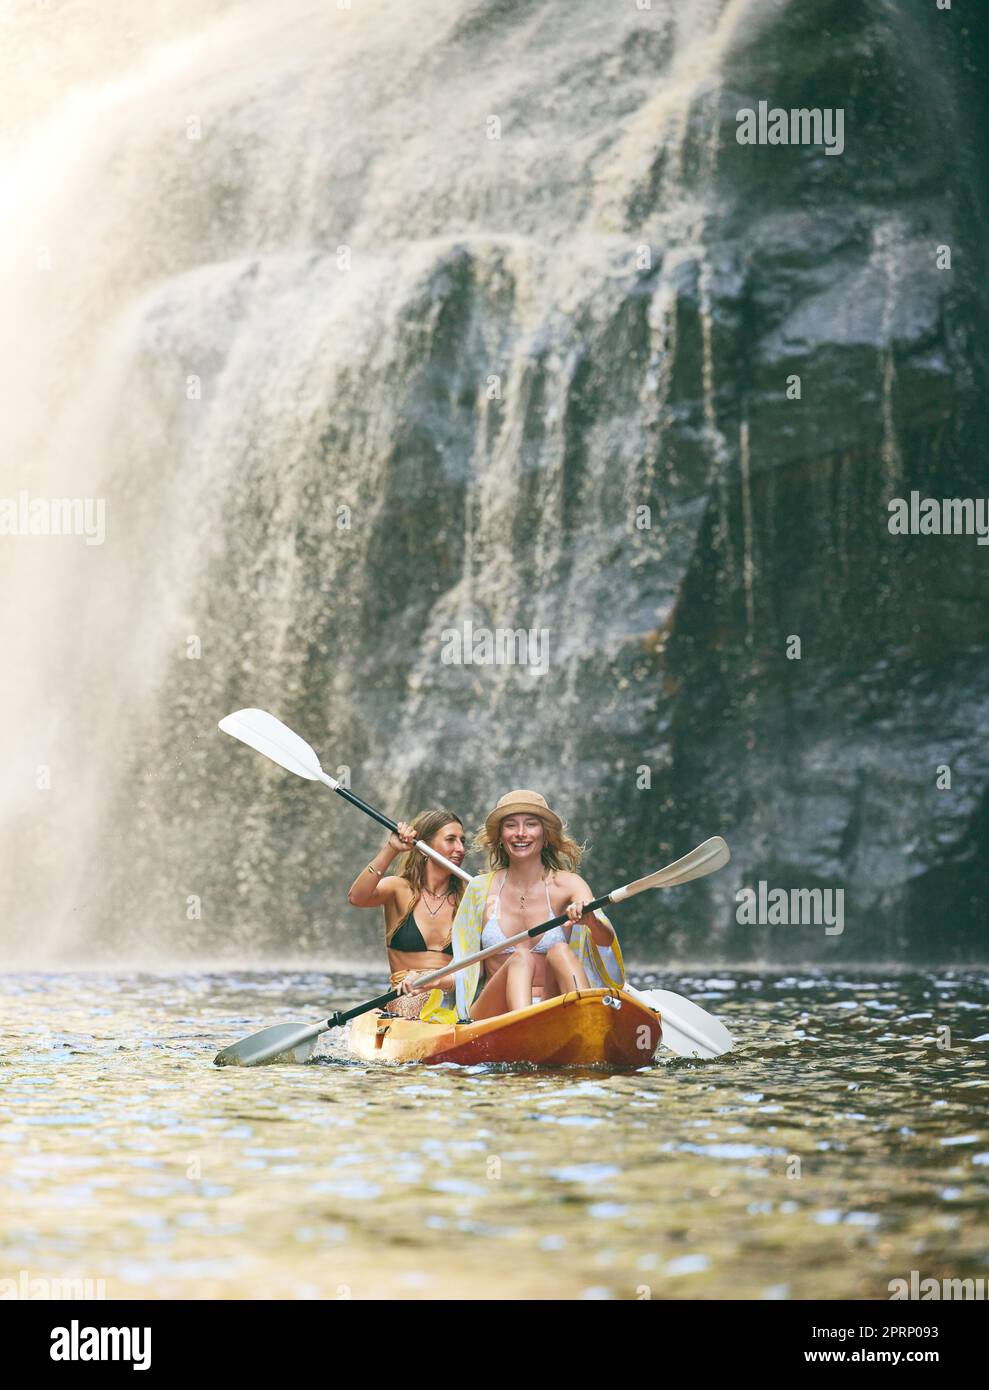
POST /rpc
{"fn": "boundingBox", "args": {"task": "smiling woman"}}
[346,807,467,1017]
[453,789,625,1022]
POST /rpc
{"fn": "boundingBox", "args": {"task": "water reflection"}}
[1,969,986,1299]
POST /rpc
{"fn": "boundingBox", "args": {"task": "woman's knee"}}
[508,952,536,976]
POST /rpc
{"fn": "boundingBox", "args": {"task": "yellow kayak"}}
[348,988,662,1066]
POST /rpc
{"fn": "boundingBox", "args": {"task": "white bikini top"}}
[481,874,565,951]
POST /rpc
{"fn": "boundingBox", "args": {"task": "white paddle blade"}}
[624,985,734,1059]
[218,709,325,782]
[611,836,730,901]
[214,1020,323,1067]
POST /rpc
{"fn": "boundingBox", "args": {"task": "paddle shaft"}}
[214,838,730,1062]
[335,837,726,1026]
[316,771,469,883]
[323,893,614,1030]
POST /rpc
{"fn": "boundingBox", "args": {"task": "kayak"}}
[348,988,662,1066]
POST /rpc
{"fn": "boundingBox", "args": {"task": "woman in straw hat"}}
[451,790,625,1022]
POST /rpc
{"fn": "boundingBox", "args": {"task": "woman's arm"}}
[397,966,459,994]
[346,823,415,907]
[562,873,616,948]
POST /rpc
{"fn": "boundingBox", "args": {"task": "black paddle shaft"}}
[333,785,398,834]
[324,892,614,1029]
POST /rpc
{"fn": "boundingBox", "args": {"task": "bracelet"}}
[366,864,382,876]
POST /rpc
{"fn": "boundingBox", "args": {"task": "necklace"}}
[421,886,449,919]
[507,874,542,913]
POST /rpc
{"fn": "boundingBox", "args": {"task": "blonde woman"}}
[451,790,625,1022]
[347,808,467,1015]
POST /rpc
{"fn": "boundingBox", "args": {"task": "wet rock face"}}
[379,1,989,964]
[629,6,989,961]
[651,439,989,962]
[2,1,986,964]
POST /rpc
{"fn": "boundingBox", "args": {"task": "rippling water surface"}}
[1,970,987,1300]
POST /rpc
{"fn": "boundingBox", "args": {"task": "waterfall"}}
[2,0,984,965]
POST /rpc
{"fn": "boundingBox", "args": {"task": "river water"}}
[2,968,987,1300]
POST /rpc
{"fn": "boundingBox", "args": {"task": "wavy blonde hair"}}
[473,810,584,872]
[386,808,466,945]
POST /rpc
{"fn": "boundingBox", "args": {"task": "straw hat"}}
[484,789,563,839]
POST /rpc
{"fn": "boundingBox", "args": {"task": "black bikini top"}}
[390,904,453,956]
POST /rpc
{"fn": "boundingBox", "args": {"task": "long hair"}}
[473,809,584,873]
[386,808,466,946]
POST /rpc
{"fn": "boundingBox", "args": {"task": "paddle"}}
[218,708,465,881]
[622,986,734,1059]
[213,837,732,1066]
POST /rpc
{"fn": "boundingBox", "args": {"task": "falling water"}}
[1,0,982,966]
[0,0,763,964]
